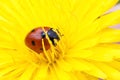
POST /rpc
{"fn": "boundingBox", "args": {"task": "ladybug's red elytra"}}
[25,27,60,53]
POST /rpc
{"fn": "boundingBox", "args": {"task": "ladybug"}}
[25,27,60,53]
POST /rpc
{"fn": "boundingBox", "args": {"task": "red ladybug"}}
[25,27,60,53]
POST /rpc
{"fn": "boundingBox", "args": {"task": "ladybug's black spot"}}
[31,40,35,46]
[31,29,35,32]
[41,31,46,38]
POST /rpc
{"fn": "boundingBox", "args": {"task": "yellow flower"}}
[0,0,120,80]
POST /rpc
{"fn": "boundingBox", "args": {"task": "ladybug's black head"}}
[47,28,60,46]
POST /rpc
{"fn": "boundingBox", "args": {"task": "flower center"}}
[25,26,65,63]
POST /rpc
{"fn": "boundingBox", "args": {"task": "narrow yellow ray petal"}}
[98,28,120,43]
[55,59,73,72]
[80,61,107,79]
[18,0,44,27]
[0,65,17,77]
[48,67,58,80]
[74,0,118,22]
[0,2,28,29]
[82,0,118,24]
[69,36,99,50]
[87,44,120,61]
[0,62,13,70]
[80,10,120,40]
[74,71,88,80]
[0,43,16,49]
[84,72,100,80]
[71,0,98,24]
[0,21,27,46]
[101,0,118,13]
[94,62,120,80]
[65,58,90,71]
[106,60,120,71]
[66,59,106,79]
[72,0,118,27]
[0,49,18,62]
[95,43,120,49]
[62,58,106,79]
[0,0,37,31]
[53,64,71,80]
[97,10,120,29]
[18,64,36,80]
[8,0,39,28]
[66,49,94,58]
[0,49,32,65]
[0,63,28,80]
[68,73,79,80]
[0,27,13,42]
[69,9,120,43]
[0,27,18,49]
[65,0,98,42]
[33,63,49,80]
[25,0,59,26]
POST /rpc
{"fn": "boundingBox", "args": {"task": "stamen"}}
[41,27,65,63]
[54,40,64,56]
[45,32,56,62]
[41,28,56,61]
[42,39,52,63]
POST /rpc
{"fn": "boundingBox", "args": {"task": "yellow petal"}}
[18,64,37,80]
[0,26,16,49]
[87,43,120,61]
[106,60,120,71]
[65,58,90,71]
[52,64,71,80]
[84,72,100,80]
[74,71,88,80]
[78,10,120,41]
[66,49,94,58]
[69,10,120,43]
[81,62,107,79]
[94,62,120,80]
[33,63,49,80]
[66,58,107,79]
[0,21,27,46]
[0,63,28,80]
[0,0,35,30]
[72,0,118,25]
[0,66,16,77]
[0,49,18,62]
[69,0,119,40]
[48,67,58,80]
[69,36,99,49]
[98,28,120,43]
[56,59,73,72]
[97,10,120,29]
